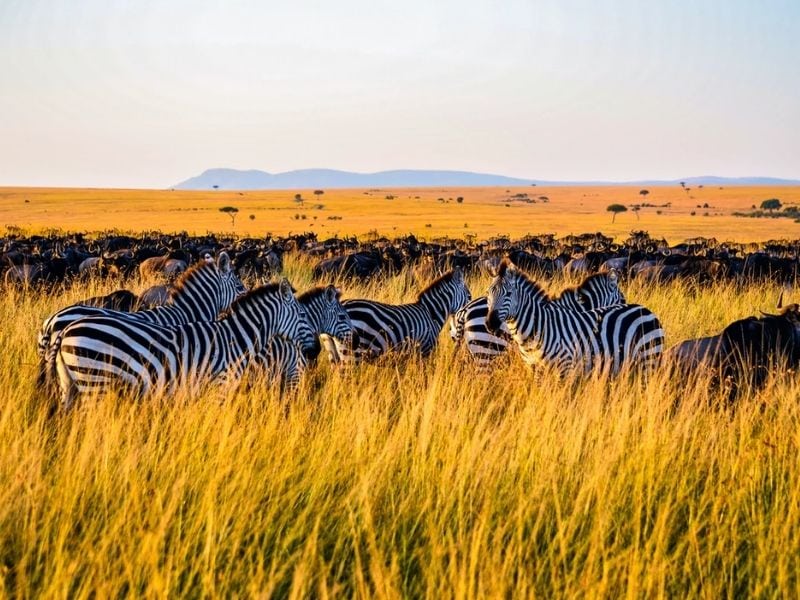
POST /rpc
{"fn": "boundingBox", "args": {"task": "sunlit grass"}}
[3,184,800,242]
[2,258,799,597]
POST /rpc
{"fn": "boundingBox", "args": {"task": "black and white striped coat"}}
[54,280,314,409]
[323,269,471,363]
[37,253,245,389]
[451,270,625,370]
[247,335,310,393]
[486,262,664,375]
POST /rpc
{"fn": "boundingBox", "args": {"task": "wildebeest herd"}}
[5,229,800,287]
[6,229,800,410]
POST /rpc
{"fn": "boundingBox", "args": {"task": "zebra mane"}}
[555,271,616,299]
[497,259,550,300]
[222,282,294,316]
[417,270,461,301]
[297,285,341,304]
[167,259,218,300]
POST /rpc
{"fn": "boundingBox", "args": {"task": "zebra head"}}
[167,251,246,317]
[297,284,354,357]
[417,268,472,323]
[217,252,248,302]
[564,269,625,310]
[274,278,317,356]
[317,285,353,344]
[486,260,548,335]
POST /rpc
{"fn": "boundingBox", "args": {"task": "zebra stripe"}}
[38,253,245,389]
[451,270,625,370]
[323,269,471,363]
[247,335,309,393]
[485,262,663,375]
[54,279,314,409]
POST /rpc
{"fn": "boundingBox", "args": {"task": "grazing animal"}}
[139,256,188,280]
[4,263,48,286]
[54,280,315,409]
[323,269,471,363]
[37,253,245,390]
[452,270,625,370]
[78,290,140,312]
[485,261,664,375]
[138,284,172,308]
[669,296,800,396]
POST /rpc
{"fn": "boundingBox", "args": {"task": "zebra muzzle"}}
[486,310,504,335]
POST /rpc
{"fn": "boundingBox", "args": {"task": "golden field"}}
[3,254,800,597]
[3,184,800,242]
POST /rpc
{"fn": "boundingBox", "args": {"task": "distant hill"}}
[173,168,800,190]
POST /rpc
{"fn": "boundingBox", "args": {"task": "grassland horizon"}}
[4,184,800,243]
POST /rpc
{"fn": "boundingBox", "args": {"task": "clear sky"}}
[0,0,798,188]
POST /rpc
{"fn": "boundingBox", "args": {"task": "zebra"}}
[322,269,471,363]
[485,261,664,376]
[235,284,353,394]
[54,279,315,409]
[451,270,625,370]
[37,253,245,390]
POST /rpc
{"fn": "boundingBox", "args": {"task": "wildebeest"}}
[669,293,800,397]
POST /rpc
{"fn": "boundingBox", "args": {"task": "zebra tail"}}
[42,329,67,399]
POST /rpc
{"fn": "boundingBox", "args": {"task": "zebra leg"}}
[55,350,79,412]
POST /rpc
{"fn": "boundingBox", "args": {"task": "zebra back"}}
[329,269,471,363]
[38,253,245,389]
[55,278,314,409]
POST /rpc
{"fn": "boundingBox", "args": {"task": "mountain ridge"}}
[174,168,800,190]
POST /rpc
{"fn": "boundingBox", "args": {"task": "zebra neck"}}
[208,314,264,371]
[510,287,547,343]
[170,285,217,320]
[299,296,324,336]
[418,292,451,331]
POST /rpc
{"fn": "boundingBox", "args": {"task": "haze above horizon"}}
[1,0,798,188]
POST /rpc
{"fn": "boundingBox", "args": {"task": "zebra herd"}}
[35,255,667,412]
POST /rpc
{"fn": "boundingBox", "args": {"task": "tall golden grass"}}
[2,254,800,597]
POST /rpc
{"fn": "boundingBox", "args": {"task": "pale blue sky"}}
[1,0,798,187]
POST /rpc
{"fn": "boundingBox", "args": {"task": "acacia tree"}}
[219,206,239,227]
[639,189,649,200]
[761,198,782,212]
[607,204,628,223]
[313,190,325,199]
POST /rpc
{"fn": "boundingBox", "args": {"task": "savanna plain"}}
[3,186,800,597]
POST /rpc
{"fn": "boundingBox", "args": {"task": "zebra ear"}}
[452,267,463,282]
[324,284,337,302]
[609,269,619,285]
[217,252,231,273]
[279,278,294,301]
